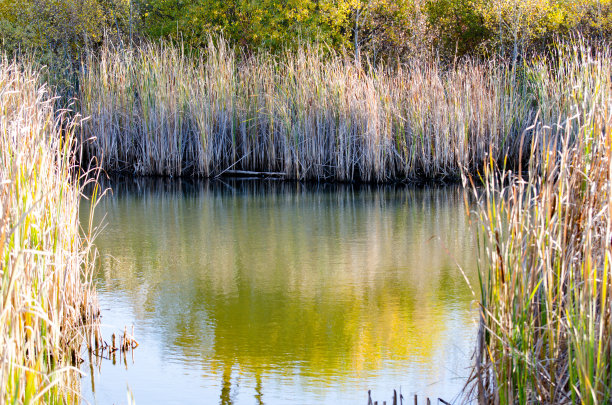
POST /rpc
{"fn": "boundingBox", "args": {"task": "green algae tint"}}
[80,179,478,405]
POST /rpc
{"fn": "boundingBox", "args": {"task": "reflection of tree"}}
[83,179,478,397]
[220,361,233,405]
[255,371,263,405]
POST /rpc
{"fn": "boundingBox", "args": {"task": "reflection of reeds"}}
[80,38,536,181]
[472,45,612,403]
[88,178,478,297]
[85,180,477,377]
[0,60,100,403]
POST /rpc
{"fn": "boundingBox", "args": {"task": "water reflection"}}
[81,178,478,405]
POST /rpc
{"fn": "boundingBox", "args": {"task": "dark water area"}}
[80,178,479,405]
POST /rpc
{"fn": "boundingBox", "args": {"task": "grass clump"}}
[471,44,612,404]
[0,60,100,403]
[79,38,536,182]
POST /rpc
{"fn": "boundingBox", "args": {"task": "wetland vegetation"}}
[0,60,100,403]
[1,0,611,403]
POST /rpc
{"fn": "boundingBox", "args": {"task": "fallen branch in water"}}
[221,170,287,178]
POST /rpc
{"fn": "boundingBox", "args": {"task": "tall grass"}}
[0,60,100,403]
[79,38,538,181]
[471,45,612,403]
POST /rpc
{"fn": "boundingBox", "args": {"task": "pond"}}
[80,178,479,405]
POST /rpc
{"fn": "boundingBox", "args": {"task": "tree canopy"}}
[1,0,610,60]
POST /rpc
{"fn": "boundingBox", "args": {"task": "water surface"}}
[81,179,478,405]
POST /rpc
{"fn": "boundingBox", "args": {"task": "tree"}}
[425,0,490,58]
[0,0,130,56]
[477,0,612,59]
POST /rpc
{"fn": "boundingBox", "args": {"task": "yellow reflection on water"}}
[83,179,478,404]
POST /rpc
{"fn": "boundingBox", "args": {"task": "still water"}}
[80,179,478,405]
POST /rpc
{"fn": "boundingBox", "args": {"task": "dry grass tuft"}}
[0,60,100,403]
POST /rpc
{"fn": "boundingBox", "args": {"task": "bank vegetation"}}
[0,60,100,403]
[471,44,612,403]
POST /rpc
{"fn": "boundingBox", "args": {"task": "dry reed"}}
[0,60,100,403]
[79,38,537,182]
[470,44,612,404]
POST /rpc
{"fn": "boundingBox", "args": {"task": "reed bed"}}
[80,39,540,182]
[0,60,100,403]
[471,45,612,403]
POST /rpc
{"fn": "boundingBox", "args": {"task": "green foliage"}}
[136,0,348,51]
[131,0,612,60]
[0,0,130,57]
[478,0,612,57]
[0,0,610,61]
[425,0,491,57]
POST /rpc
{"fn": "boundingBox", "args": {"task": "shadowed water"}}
[80,178,478,405]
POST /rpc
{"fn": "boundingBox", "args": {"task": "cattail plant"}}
[79,37,535,182]
[0,59,101,403]
[470,44,612,404]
